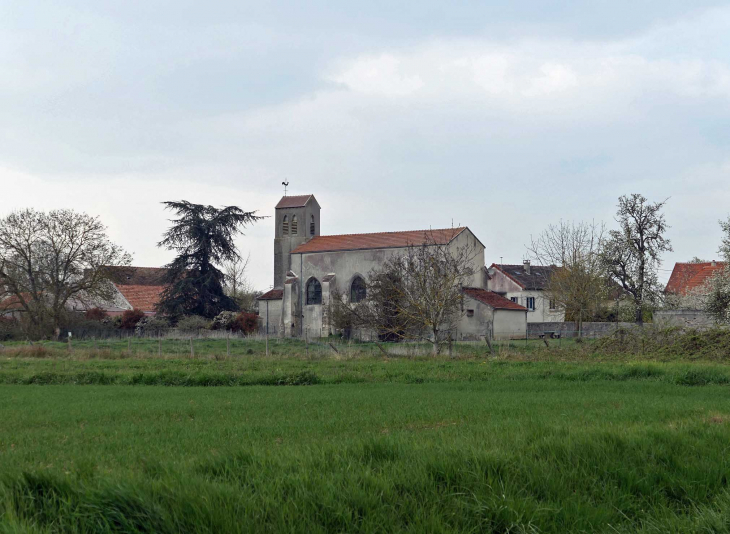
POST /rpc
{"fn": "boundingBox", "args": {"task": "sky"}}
[2,0,730,291]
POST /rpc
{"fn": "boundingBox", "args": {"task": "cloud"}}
[2,3,730,288]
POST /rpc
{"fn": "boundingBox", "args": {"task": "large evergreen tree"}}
[156,201,262,319]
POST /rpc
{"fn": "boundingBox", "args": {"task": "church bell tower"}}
[273,194,321,288]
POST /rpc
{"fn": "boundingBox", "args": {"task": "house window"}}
[282,215,289,235]
[310,215,316,236]
[510,297,519,303]
[526,297,535,310]
[466,309,474,317]
[350,276,367,303]
[291,215,298,235]
[549,299,556,310]
[306,278,322,305]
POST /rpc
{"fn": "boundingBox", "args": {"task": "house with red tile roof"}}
[486,261,565,323]
[665,261,726,297]
[258,194,527,340]
[92,266,168,316]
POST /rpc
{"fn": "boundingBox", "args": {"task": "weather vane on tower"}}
[282,181,290,196]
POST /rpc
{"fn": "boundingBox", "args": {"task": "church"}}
[257,195,528,340]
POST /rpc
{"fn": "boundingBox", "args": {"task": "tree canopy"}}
[601,194,672,324]
[156,201,263,320]
[0,208,131,338]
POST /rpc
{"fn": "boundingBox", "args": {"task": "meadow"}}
[2,338,730,532]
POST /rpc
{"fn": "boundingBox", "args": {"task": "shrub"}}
[232,312,259,335]
[0,316,20,341]
[211,311,238,330]
[176,315,212,332]
[120,309,146,330]
[85,307,108,321]
[134,316,171,335]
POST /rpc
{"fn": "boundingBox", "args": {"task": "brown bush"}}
[120,309,145,330]
[85,307,108,321]
[232,312,258,335]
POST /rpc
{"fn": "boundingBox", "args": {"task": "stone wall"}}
[527,321,636,338]
[653,310,717,329]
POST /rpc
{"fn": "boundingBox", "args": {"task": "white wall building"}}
[486,262,565,323]
[257,194,528,340]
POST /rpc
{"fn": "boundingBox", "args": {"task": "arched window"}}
[310,215,316,236]
[291,215,298,235]
[282,215,289,235]
[306,278,322,305]
[350,276,366,303]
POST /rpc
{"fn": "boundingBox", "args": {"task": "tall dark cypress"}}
[156,201,263,320]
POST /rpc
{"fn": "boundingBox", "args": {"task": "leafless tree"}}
[527,220,609,333]
[0,209,131,338]
[601,194,672,325]
[332,234,478,354]
[222,253,261,312]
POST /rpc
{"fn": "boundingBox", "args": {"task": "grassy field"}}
[3,341,730,532]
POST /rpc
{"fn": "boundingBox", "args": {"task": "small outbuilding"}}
[459,287,528,340]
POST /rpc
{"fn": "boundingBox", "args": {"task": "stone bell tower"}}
[273,194,321,288]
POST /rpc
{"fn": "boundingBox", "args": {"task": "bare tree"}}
[527,220,609,333]
[221,253,262,312]
[601,194,672,325]
[0,209,131,338]
[332,234,478,354]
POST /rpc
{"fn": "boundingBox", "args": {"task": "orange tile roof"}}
[291,227,467,254]
[116,285,165,312]
[257,289,284,300]
[463,287,528,311]
[275,195,316,209]
[665,262,726,295]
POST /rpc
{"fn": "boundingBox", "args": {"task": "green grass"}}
[3,346,730,532]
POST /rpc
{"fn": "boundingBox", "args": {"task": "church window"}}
[291,215,298,235]
[350,276,367,303]
[282,215,289,235]
[306,278,322,305]
[310,215,315,236]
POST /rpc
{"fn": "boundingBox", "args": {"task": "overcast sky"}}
[2,1,730,290]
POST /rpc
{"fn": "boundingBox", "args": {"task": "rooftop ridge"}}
[314,227,466,239]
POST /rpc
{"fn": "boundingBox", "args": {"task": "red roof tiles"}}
[275,195,316,209]
[257,289,284,300]
[462,287,528,311]
[291,228,467,254]
[116,285,165,312]
[665,262,726,295]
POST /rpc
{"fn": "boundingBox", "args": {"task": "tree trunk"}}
[635,303,643,326]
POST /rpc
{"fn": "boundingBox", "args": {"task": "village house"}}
[257,194,528,340]
[486,261,565,323]
[92,266,167,316]
[657,261,727,327]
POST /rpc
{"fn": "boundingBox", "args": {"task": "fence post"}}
[158,336,161,358]
[190,337,194,358]
[266,326,269,357]
[127,336,131,355]
[305,328,309,358]
[227,333,230,358]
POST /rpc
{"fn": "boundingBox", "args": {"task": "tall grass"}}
[2,382,730,532]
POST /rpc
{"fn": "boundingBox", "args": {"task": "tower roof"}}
[275,195,317,209]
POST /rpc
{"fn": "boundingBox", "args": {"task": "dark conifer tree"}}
[156,201,263,319]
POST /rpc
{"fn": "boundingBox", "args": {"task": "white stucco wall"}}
[457,298,494,340]
[493,309,528,339]
[502,290,564,323]
[282,228,487,337]
[258,299,282,335]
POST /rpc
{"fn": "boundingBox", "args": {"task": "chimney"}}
[523,259,531,275]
